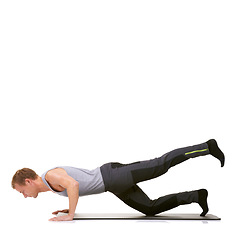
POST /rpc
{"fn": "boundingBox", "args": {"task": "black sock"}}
[198,189,209,216]
[207,139,225,167]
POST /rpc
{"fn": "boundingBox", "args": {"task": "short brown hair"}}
[11,168,38,189]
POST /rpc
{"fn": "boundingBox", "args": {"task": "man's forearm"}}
[67,182,79,217]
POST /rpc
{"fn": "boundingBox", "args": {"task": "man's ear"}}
[25,179,32,185]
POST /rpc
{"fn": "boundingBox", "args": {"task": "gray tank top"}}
[41,166,105,197]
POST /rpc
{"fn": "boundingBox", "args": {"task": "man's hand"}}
[49,209,72,221]
[49,214,74,221]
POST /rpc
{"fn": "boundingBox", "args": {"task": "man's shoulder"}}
[45,167,68,181]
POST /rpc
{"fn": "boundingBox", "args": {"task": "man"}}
[12,139,225,221]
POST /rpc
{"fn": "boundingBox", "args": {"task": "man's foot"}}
[198,189,209,216]
[206,139,225,167]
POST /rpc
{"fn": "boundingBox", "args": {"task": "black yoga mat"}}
[57,212,221,220]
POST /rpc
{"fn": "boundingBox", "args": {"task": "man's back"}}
[41,166,105,196]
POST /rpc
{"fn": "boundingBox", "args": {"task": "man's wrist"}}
[68,213,75,217]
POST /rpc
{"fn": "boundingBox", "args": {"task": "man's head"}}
[12,168,40,198]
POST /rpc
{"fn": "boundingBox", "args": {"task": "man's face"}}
[14,179,39,198]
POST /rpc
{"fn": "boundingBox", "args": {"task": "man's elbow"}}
[72,180,79,189]
[65,179,79,192]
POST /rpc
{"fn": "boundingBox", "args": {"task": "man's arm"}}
[66,179,79,218]
[46,169,79,221]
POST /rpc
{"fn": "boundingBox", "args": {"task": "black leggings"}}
[100,142,209,215]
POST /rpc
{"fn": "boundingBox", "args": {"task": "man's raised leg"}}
[130,139,224,184]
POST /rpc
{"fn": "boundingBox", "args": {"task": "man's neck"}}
[36,176,51,193]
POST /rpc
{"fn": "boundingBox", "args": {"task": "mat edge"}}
[64,213,221,221]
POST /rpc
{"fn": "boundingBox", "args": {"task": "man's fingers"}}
[52,209,69,215]
[49,215,73,221]
[52,210,59,215]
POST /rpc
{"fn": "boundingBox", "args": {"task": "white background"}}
[0,0,239,239]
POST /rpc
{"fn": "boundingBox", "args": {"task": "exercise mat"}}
[57,212,221,220]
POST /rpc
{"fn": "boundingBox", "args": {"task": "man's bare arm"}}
[66,179,79,217]
[45,169,79,221]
